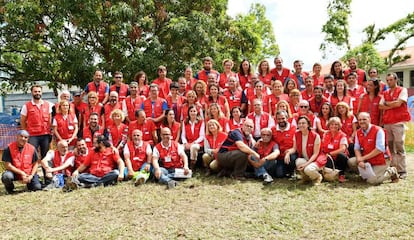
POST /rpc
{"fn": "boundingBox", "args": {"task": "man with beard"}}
[110,71,129,103]
[323,74,335,100]
[103,91,122,127]
[270,56,291,84]
[271,110,297,178]
[195,56,220,84]
[308,86,329,116]
[20,85,53,166]
[122,81,144,123]
[72,135,124,187]
[83,70,109,104]
[82,112,105,148]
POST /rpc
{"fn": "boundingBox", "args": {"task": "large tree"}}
[320,0,414,71]
[0,0,278,93]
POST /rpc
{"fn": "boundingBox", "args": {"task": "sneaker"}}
[263,174,273,185]
[313,174,323,185]
[167,180,178,189]
[338,175,346,183]
[134,176,145,186]
[398,172,407,180]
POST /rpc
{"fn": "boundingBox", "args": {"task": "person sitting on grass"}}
[71,135,124,188]
[123,129,152,186]
[1,130,42,194]
[41,140,75,190]
[152,127,191,189]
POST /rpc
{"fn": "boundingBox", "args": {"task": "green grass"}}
[405,122,414,152]
[1,158,414,239]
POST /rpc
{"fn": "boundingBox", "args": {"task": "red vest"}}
[183,120,204,144]
[160,121,181,141]
[321,131,347,159]
[272,124,296,157]
[256,140,277,159]
[207,95,228,115]
[223,89,243,110]
[340,116,355,138]
[312,75,324,87]
[152,78,172,99]
[124,95,144,122]
[206,132,228,150]
[25,101,51,136]
[295,130,325,167]
[75,153,88,170]
[228,118,245,130]
[247,112,271,134]
[155,141,183,169]
[290,72,309,89]
[181,103,203,122]
[356,125,386,166]
[359,94,382,126]
[219,72,238,89]
[128,119,156,144]
[88,81,108,103]
[330,95,351,111]
[166,95,186,122]
[104,102,122,126]
[348,85,365,115]
[82,126,104,148]
[270,68,291,84]
[318,117,328,136]
[110,83,129,102]
[344,68,366,86]
[301,90,314,101]
[382,86,411,124]
[308,97,329,115]
[54,113,77,145]
[9,142,35,178]
[143,97,165,119]
[85,148,119,177]
[237,73,252,89]
[127,141,149,171]
[53,151,74,176]
[84,104,103,126]
[259,73,274,87]
[197,69,219,84]
[108,123,128,147]
[268,94,289,115]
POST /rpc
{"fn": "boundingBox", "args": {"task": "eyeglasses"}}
[114,76,122,79]
[300,106,308,108]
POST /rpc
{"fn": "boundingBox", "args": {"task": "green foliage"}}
[0,0,278,91]
[342,43,387,73]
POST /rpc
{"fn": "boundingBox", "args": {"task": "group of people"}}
[1,56,411,194]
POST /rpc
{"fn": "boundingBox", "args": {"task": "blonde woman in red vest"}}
[193,80,208,113]
[181,105,205,169]
[160,109,181,143]
[123,129,152,185]
[351,112,399,184]
[180,90,204,122]
[379,73,411,179]
[357,78,382,126]
[335,102,357,158]
[106,109,128,151]
[321,117,349,183]
[207,103,230,133]
[257,59,273,90]
[53,100,78,150]
[285,116,324,185]
[203,119,228,176]
[268,80,289,117]
[134,71,149,98]
[315,102,334,137]
[288,89,301,117]
[311,62,324,87]
[84,91,104,129]
[2,130,42,193]
[229,106,245,130]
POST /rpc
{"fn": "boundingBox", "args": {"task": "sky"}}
[227,0,414,71]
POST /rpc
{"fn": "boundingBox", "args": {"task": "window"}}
[410,71,414,87]
[395,71,404,86]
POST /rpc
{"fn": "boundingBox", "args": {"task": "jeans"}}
[272,153,297,178]
[28,134,50,159]
[78,170,119,186]
[153,167,176,185]
[1,171,42,192]
[124,162,152,178]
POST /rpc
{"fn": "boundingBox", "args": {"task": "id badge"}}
[68,125,74,130]
[133,157,139,161]
[328,144,334,149]
[165,156,171,163]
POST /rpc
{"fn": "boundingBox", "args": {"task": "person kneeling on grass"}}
[1,130,41,194]
[41,140,76,190]
[349,112,399,185]
[71,135,124,188]
[123,129,152,186]
[152,127,191,189]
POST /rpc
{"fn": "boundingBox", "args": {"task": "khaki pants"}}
[296,158,322,181]
[365,164,392,185]
[384,123,407,173]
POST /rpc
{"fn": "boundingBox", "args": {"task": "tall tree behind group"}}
[0,0,279,94]
[320,0,414,72]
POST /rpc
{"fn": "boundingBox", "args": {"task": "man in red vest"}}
[379,73,411,179]
[247,99,275,140]
[128,109,158,145]
[290,60,309,91]
[152,65,173,99]
[270,56,291,84]
[122,81,144,123]
[344,57,367,86]
[110,71,129,103]
[41,140,75,190]
[72,91,88,138]
[195,56,220,84]
[352,112,399,185]
[152,127,190,189]
[141,84,168,127]
[82,112,104,148]
[83,70,109,104]
[1,130,41,193]
[124,129,152,185]
[72,135,124,187]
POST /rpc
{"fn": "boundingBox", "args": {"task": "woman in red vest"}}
[207,103,230,132]
[357,78,382,126]
[312,62,324,87]
[207,84,230,118]
[166,82,186,122]
[330,80,351,111]
[106,109,128,152]
[53,100,78,149]
[202,119,228,175]
[268,80,289,117]
[321,117,349,182]
[84,91,104,128]
[257,59,273,90]
[288,89,301,117]
[193,80,208,114]
[228,106,245,130]
[283,78,298,95]
[134,71,150,98]
[285,116,324,185]
[219,59,238,90]
[316,102,334,137]
[181,105,205,169]
[160,109,181,143]
[330,60,345,83]
[247,81,268,113]
[335,102,357,158]
[238,59,253,90]
[180,90,204,122]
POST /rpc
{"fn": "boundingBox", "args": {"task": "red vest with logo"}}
[88,81,108,103]
[223,89,243,110]
[124,95,144,122]
[256,140,277,159]
[143,97,165,119]
[152,78,172,99]
[356,125,386,166]
[344,68,366,86]
[272,124,296,157]
[108,123,128,147]
[359,94,382,126]
[228,118,245,131]
[348,85,365,114]
[340,116,355,138]
[156,141,183,169]
[219,72,238,89]
[382,86,411,124]
[104,102,122,127]
[54,113,77,146]
[247,112,271,135]
[259,73,274,87]
[85,148,119,177]
[238,73,252,89]
[128,119,156,144]
[312,75,324,87]
[110,83,129,102]
[160,121,181,141]
[321,131,347,159]
[127,141,149,171]
[197,69,219,84]
[84,104,103,126]
[9,142,35,178]
[53,151,74,176]
[295,130,325,167]
[308,97,329,115]
[184,120,204,144]
[25,101,51,136]
[270,68,291,84]
[75,153,88,170]
[82,126,104,148]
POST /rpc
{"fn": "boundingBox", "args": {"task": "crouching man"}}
[350,112,399,185]
[1,130,41,193]
[72,135,124,187]
[152,127,191,189]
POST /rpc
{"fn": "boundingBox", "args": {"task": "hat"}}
[17,130,30,137]
[73,91,82,96]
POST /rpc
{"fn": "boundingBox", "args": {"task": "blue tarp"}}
[0,112,20,126]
